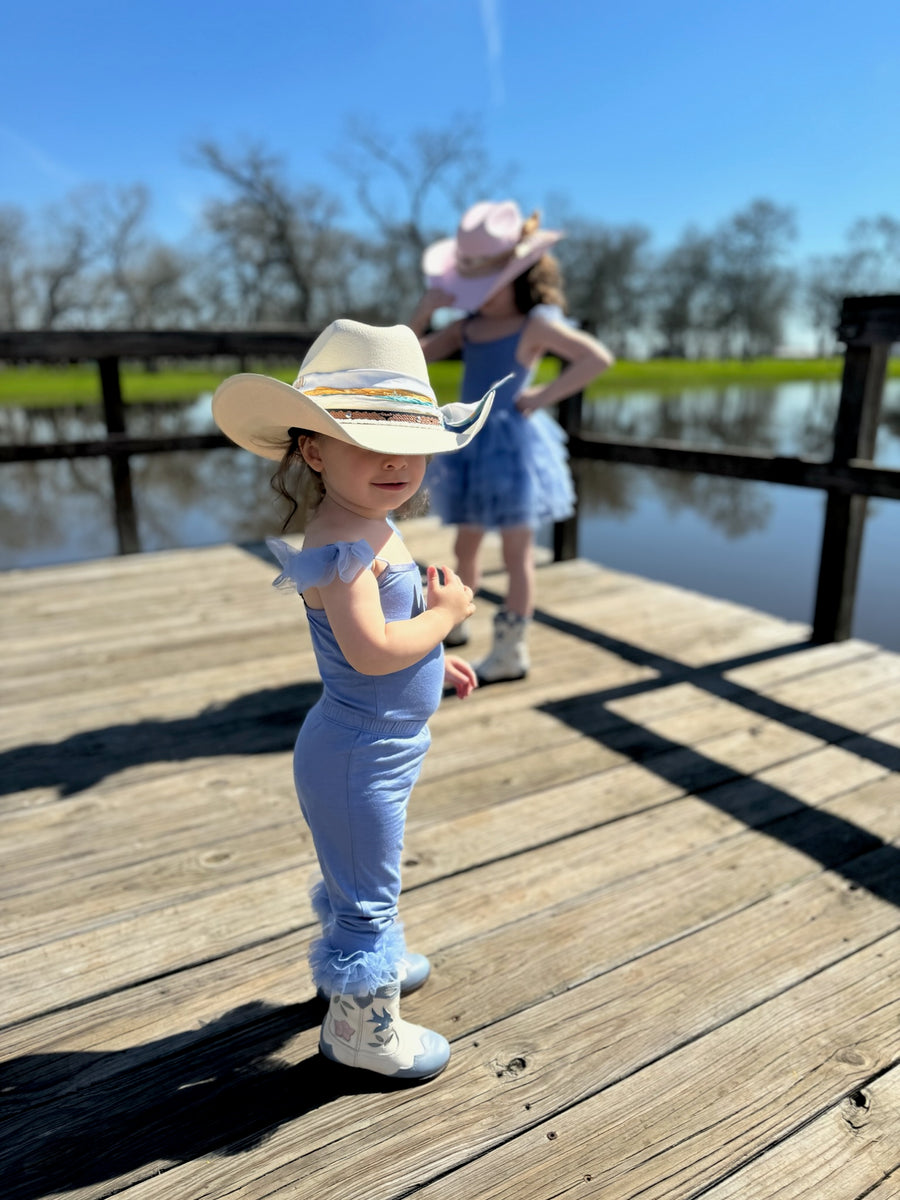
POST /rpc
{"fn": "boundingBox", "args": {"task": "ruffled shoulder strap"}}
[529,302,572,327]
[266,537,375,594]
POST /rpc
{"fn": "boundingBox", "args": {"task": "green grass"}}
[1,356,897,409]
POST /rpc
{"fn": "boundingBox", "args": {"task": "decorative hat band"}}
[293,369,438,409]
[325,407,442,427]
[288,367,444,427]
[457,247,518,278]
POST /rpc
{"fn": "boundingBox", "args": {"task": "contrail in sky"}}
[0,124,81,187]
[479,0,505,106]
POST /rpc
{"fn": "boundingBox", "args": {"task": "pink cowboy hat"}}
[422,200,564,313]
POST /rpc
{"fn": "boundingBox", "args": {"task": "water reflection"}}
[571,381,899,650]
[1,383,897,649]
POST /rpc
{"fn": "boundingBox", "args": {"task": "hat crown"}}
[299,319,428,385]
[212,317,496,460]
[456,200,524,258]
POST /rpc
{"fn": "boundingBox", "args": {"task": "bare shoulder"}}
[524,309,614,364]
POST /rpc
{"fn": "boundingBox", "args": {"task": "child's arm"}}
[516,312,615,415]
[318,564,474,676]
[408,290,464,362]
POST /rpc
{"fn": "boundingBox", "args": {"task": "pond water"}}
[2,381,898,650]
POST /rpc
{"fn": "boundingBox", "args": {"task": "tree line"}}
[1,121,897,357]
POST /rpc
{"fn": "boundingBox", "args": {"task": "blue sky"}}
[2,0,899,263]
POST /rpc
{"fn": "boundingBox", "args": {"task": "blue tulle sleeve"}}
[266,537,375,594]
[530,302,576,328]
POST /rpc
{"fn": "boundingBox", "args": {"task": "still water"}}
[2,381,897,650]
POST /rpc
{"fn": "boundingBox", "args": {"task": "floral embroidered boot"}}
[319,979,450,1080]
[474,609,530,684]
[396,951,430,993]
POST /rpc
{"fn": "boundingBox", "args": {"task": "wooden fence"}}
[1,295,898,644]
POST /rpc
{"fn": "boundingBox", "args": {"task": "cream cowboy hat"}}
[422,199,564,313]
[212,319,496,460]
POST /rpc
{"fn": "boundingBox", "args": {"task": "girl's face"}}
[478,282,518,318]
[300,435,427,519]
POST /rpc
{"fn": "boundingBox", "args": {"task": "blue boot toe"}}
[392,1029,451,1081]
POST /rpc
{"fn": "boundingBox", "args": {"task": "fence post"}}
[810,338,889,643]
[98,356,141,555]
[553,387,583,561]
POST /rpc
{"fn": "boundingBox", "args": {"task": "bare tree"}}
[89,185,196,327]
[32,187,111,327]
[0,206,33,328]
[805,215,900,354]
[706,199,796,357]
[192,140,356,326]
[651,228,716,358]
[553,218,652,354]
[335,115,510,318]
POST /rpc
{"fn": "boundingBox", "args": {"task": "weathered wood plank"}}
[696,1061,900,1199]
[3,747,895,1033]
[15,854,894,1200]
[388,939,900,1200]
[2,525,899,1200]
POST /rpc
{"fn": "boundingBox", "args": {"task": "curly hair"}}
[269,428,325,531]
[269,428,429,531]
[512,254,568,314]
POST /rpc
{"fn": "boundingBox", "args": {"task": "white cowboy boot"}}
[475,610,530,684]
[443,618,470,647]
[397,951,431,993]
[319,979,450,1081]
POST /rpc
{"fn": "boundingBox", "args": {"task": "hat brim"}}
[423,229,563,313]
[212,374,495,461]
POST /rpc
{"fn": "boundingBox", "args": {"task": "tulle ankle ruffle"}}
[309,923,407,996]
[307,878,406,996]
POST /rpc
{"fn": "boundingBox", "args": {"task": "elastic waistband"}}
[318,697,427,738]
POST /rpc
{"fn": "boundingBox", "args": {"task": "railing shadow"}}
[0,681,322,798]
[0,997,414,1200]
[514,592,900,909]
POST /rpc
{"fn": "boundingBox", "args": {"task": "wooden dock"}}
[1,517,899,1200]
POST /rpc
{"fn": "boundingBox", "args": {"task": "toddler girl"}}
[212,319,495,1082]
[409,199,614,683]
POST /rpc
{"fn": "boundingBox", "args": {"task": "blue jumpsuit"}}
[267,536,444,998]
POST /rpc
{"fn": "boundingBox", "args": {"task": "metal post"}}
[98,356,141,555]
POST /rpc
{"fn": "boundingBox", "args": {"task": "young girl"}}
[212,319,495,1082]
[409,199,615,683]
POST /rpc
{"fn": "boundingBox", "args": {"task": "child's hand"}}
[426,565,475,627]
[515,385,545,416]
[421,287,456,317]
[444,655,478,699]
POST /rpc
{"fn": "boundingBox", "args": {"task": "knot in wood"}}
[841,1089,871,1130]
[491,1055,528,1079]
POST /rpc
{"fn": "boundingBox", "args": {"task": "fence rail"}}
[1,295,899,644]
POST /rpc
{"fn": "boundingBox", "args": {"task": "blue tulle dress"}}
[425,311,576,530]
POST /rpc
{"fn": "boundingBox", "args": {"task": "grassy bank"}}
[1,356,897,409]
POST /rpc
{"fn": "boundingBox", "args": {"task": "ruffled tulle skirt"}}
[426,404,575,529]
